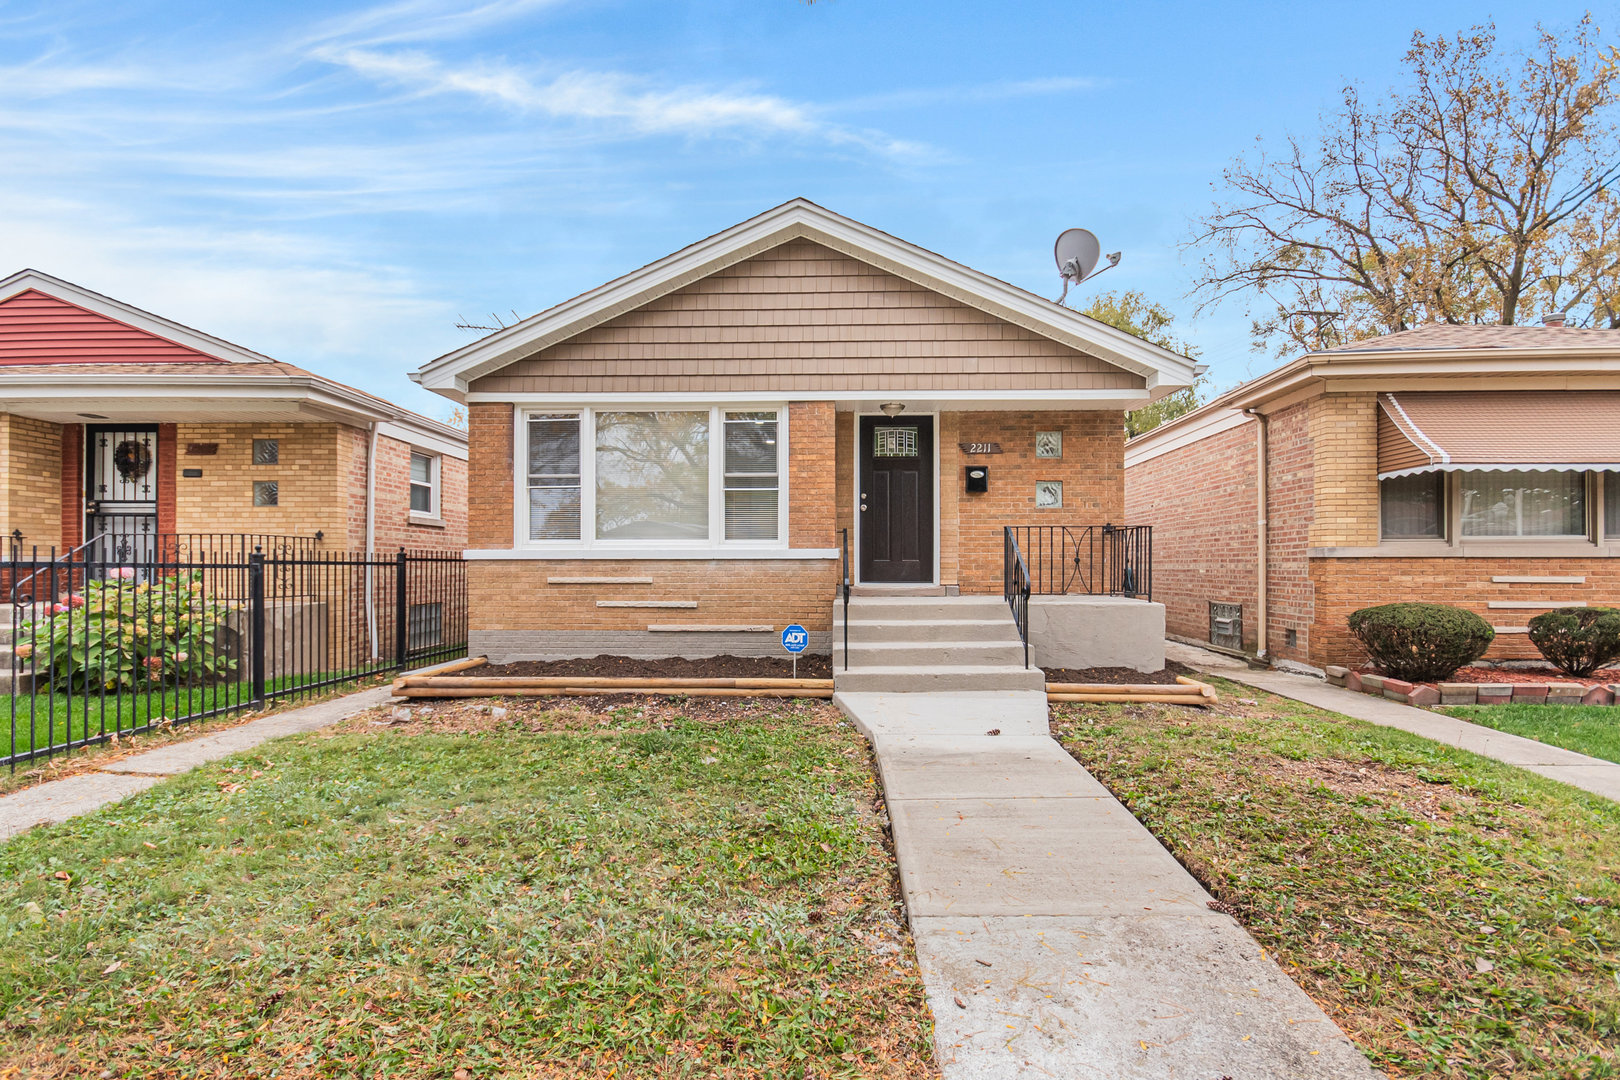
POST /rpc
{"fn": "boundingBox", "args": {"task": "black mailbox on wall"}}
[965,465,989,493]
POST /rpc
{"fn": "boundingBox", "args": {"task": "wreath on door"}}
[113,439,153,481]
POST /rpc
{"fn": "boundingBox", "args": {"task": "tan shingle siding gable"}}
[469,239,1145,395]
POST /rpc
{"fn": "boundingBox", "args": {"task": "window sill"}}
[409,513,446,528]
[1311,541,1620,559]
[468,547,838,561]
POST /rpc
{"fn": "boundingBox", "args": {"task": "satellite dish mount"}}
[1054,228,1122,304]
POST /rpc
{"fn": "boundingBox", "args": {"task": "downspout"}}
[1246,408,1269,662]
[364,421,380,660]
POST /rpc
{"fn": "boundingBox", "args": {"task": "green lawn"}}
[1440,703,1620,765]
[0,698,934,1079]
[1051,684,1620,1080]
[2,663,430,764]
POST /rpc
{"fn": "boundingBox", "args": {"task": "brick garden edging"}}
[1325,666,1619,707]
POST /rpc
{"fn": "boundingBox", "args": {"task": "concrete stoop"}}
[835,690,1381,1079]
[832,595,1045,693]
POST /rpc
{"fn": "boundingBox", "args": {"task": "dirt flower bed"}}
[1442,665,1620,687]
[479,653,834,680]
[1041,660,1197,685]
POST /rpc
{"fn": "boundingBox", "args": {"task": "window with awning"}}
[1375,392,1620,543]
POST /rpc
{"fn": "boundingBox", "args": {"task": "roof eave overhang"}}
[0,373,399,425]
[410,201,1198,401]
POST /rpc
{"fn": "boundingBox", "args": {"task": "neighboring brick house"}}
[412,199,1197,659]
[1124,324,1620,669]
[0,270,468,564]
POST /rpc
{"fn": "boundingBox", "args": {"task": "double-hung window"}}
[723,412,780,540]
[409,452,438,515]
[523,407,784,546]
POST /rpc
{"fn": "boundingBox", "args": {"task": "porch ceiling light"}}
[879,402,906,417]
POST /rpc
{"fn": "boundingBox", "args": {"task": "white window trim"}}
[409,450,441,522]
[515,403,790,552]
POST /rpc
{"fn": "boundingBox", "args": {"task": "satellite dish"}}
[1053,228,1123,303]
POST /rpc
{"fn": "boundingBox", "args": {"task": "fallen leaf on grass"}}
[101,961,122,975]
[1475,958,1495,974]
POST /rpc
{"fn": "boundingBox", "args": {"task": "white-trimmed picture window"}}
[523,406,786,547]
[1460,470,1586,538]
[527,413,582,540]
[409,451,438,515]
[596,411,710,540]
[724,411,779,540]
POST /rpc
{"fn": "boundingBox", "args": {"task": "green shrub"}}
[1347,603,1494,682]
[1527,606,1620,677]
[17,570,238,693]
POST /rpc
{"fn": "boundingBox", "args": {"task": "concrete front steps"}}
[832,594,1045,693]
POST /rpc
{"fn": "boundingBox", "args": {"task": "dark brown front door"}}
[859,415,933,583]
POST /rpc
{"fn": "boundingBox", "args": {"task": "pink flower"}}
[111,567,136,581]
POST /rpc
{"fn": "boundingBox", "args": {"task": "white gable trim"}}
[0,268,279,365]
[411,199,1199,401]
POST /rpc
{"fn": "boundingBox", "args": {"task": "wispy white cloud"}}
[314,45,929,156]
[298,0,567,50]
[834,75,1107,114]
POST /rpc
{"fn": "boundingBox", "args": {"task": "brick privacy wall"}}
[342,424,368,552]
[0,414,64,551]
[835,411,854,549]
[951,411,1125,594]
[1312,557,1620,666]
[470,239,1144,396]
[370,432,469,552]
[468,403,515,549]
[1264,401,1314,663]
[1123,418,1260,650]
[1309,393,1379,548]
[468,558,839,635]
[787,401,835,549]
[173,422,347,543]
[60,423,82,549]
[156,424,177,537]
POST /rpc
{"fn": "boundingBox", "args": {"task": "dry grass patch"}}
[1051,685,1620,1080]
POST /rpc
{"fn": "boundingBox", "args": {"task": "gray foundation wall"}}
[1027,596,1165,673]
[470,629,834,663]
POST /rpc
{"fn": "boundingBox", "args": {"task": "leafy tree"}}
[1080,290,1206,436]
[1189,16,1620,354]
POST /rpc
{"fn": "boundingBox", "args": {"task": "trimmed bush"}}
[1527,606,1620,677]
[1347,603,1494,683]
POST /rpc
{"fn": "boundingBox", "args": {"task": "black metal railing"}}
[5,541,465,770]
[839,527,851,672]
[1005,524,1152,601]
[1003,526,1032,669]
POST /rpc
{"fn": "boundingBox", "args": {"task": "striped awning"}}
[1377,391,1620,479]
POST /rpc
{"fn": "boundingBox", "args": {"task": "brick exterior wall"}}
[1123,417,1259,650]
[60,423,81,549]
[173,422,349,543]
[470,559,838,631]
[1308,393,1379,548]
[370,431,469,552]
[1312,557,1620,665]
[949,410,1125,593]
[156,424,177,537]
[1264,401,1315,663]
[468,403,515,549]
[0,414,64,551]
[787,401,835,549]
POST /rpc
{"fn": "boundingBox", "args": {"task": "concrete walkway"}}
[0,686,393,841]
[1169,642,1620,803]
[836,689,1380,1079]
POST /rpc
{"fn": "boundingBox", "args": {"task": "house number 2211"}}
[959,442,1002,454]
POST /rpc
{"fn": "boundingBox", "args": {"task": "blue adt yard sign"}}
[782,623,808,679]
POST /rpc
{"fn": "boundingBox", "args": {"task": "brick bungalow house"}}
[1124,324,1620,670]
[411,200,1197,662]
[0,269,468,564]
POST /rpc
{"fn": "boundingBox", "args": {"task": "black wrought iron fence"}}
[4,541,465,770]
[1005,524,1152,601]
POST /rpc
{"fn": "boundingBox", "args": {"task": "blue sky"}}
[0,0,1608,420]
